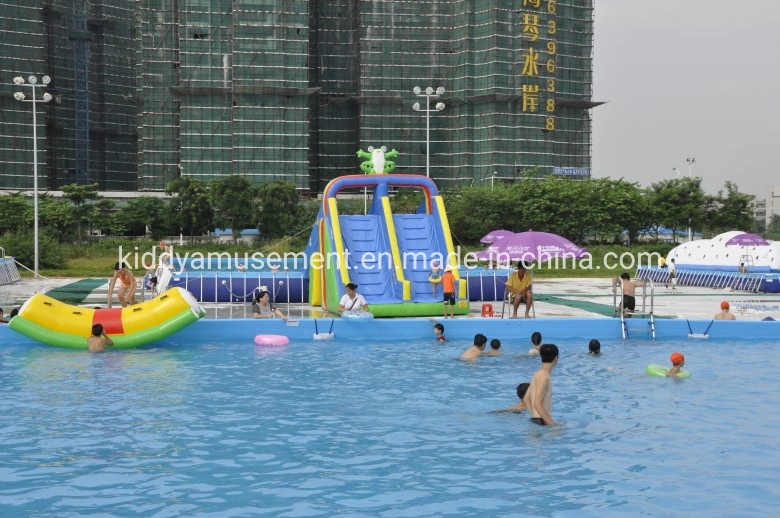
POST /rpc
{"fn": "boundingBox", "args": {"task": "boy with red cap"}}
[667,352,685,377]
[714,301,736,320]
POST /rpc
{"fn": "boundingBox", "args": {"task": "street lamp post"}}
[685,157,697,241]
[412,86,445,178]
[686,157,696,177]
[672,167,680,178]
[13,74,52,279]
[491,171,497,191]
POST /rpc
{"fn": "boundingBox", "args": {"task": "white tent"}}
[668,231,780,271]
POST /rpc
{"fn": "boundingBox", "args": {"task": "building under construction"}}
[2,0,596,194]
[0,0,137,191]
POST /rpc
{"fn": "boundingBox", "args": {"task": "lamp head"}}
[425,87,434,95]
[41,75,51,85]
[413,86,421,95]
[435,102,445,111]
[436,86,445,96]
[27,75,37,84]
[13,76,25,85]
[42,92,52,102]
[13,92,25,101]
[412,102,421,111]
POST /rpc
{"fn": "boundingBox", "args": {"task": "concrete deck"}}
[3,276,779,322]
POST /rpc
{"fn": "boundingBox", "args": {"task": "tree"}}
[210,175,258,240]
[61,183,102,243]
[37,195,76,242]
[256,181,300,240]
[647,177,707,242]
[706,181,755,233]
[768,214,780,235]
[0,193,33,234]
[109,196,171,238]
[165,176,214,241]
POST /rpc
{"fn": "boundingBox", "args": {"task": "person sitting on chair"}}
[506,262,533,319]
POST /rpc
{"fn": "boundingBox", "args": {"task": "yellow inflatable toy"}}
[9,287,204,349]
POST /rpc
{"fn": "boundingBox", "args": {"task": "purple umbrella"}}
[479,229,516,244]
[725,233,770,246]
[475,230,588,263]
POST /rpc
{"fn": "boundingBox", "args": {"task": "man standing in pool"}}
[459,334,487,361]
[522,343,559,426]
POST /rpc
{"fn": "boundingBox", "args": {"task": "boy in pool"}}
[588,339,601,355]
[87,323,114,353]
[433,322,446,342]
[522,343,559,426]
[459,333,487,361]
[529,331,542,356]
[484,338,502,356]
[494,383,530,413]
[667,352,685,377]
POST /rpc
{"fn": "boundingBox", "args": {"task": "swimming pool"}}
[1,337,778,516]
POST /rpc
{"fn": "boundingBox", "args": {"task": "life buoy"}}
[646,363,690,378]
[428,275,442,284]
[254,334,289,346]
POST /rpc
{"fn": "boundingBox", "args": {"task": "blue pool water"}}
[1,338,778,516]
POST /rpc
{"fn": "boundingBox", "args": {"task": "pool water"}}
[1,338,778,516]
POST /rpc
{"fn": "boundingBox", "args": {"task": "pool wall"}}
[2,317,778,345]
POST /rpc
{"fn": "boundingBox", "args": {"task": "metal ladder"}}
[614,276,656,339]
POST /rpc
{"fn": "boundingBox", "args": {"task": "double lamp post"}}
[12,74,53,279]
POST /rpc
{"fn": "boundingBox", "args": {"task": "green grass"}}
[25,241,671,279]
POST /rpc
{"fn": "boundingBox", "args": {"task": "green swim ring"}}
[646,363,690,378]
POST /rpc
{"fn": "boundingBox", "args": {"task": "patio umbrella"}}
[475,230,588,263]
[479,229,516,244]
[725,233,771,246]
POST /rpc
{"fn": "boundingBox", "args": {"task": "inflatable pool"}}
[8,287,205,349]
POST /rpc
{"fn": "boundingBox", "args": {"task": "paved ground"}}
[3,276,779,321]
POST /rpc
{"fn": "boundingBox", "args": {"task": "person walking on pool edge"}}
[441,265,456,319]
[506,262,533,319]
[522,343,559,426]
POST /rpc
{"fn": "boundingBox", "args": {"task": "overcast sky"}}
[592,0,780,198]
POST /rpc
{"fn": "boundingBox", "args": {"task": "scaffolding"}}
[2,1,596,194]
[0,0,137,192]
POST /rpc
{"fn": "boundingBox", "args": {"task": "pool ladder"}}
[614,277,656,340]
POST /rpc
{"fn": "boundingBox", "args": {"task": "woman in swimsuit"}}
[108,261,137,308]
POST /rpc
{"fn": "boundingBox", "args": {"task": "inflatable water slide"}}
[307,174,468,317]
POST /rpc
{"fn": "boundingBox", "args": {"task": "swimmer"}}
[529,331,542,356]
[493,383,530,413]
[87,323,114,353]
[484,338,502,356]
[588,339,601,355]
[714,301,736,320]
[429,318,446,342]
[460,333,487,361]
[522,343,559,426]
[667,352,685,377]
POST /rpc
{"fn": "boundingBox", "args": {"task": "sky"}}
[592,0,780,198]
